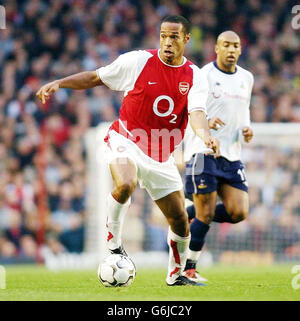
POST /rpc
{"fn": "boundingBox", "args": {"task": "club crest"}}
[198,179,207,189]
[179,82,189,95]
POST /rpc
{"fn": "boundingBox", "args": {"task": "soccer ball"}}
[98,254,136,287]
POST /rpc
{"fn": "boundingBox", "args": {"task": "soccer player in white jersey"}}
[183,31,254,282]
[36,16,220,286]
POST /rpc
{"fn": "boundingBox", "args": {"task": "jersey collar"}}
[157,49,187,67]
[213,61,237,74]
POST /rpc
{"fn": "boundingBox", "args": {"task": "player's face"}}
[159,22,190,66]
[216,37,241,69]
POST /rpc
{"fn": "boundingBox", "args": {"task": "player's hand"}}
[208,117,225,130]
[36,80,60,104]
[242,126,253,143]
[203,135,220,158]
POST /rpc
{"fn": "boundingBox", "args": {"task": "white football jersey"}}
[184,61,254,162]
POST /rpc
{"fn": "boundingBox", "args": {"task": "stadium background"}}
[0,0,299,269]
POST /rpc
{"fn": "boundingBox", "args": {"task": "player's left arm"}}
[242,73,254,143]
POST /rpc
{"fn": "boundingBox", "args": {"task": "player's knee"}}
[194,194,215,224]
[197,212,214,225]
[230,208,248,223]
[168,210,189,236]
[115,180,137,203]
[171,208,188,224]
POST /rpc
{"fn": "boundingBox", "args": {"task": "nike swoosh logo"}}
[148,81,157,85]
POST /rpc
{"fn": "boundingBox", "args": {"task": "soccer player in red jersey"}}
[36,16,219,286]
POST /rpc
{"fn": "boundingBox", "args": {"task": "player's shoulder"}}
[118,49,153,61]
[199,62,215,78]
[236,64,254,83]
[111,50,154,71]
[185,60,207,79]
[200,61,215,72]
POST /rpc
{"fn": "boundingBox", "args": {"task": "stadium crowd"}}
[0,0,299,263]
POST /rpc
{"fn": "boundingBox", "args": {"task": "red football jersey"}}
[97,49,208,162]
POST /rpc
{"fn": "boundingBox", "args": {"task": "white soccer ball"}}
[98,254,136,287]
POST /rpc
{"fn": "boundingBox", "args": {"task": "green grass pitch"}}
[0,264,299,301]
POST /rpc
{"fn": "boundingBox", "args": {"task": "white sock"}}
[187,249,202,262]
[106,193,131,251]
[166,227,191,284]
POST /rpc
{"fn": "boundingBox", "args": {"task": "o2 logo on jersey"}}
[212,82,222,99]
[153,95,177,123]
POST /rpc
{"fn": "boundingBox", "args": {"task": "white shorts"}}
[105,130,183,200]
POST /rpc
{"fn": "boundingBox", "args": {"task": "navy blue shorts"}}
[185,154,248,196]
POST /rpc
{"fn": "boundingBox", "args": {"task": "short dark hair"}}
[161,15,191,35]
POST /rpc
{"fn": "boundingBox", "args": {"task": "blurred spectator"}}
[47,180,85,253]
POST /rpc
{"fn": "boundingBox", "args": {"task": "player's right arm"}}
[36,50,149,104]
[241,72,254,143]
[36,71,103,104]
[189,110,220,157]
[188,65,220,157]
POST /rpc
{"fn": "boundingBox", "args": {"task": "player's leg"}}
[186,185,248,224]
[187,200,236,223]
[213,161,249,223]
[138,154,203,285]
[187,160,249,224]
[155,190,189,236]
[155,190,204,286]
[106,157,137,254]
[218,184,249,223]
[190,191,218,249]
[184,154,219,281]
[183,191,217,281]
